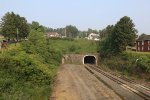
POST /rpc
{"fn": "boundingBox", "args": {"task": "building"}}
[45,32,60,38]
[136,35,150,52]
[87,33,99,41]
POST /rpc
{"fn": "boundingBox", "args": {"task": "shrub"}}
[101,51,150,78]
[136,55,150,73]
[0,30,62,99]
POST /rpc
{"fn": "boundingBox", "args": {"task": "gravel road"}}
[51,64,121,100]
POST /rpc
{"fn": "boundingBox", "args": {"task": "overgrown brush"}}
[101,52,150,79]
[0,30,62,100]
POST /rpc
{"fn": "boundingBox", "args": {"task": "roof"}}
[136,35,150,41]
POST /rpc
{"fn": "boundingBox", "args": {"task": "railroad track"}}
[85,64,150,100]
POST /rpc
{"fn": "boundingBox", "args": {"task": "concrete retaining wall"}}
[62,54,100,65]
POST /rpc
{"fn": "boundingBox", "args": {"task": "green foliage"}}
[68,45,80,52]
[98,37,113,57]
[26,30,62,65]
[111,16,137,53]
[47,38,98,54]
[0,50,53,100]
[0,30,62,99]
[99,16,137,56]
[0,12,29,39]
[66,25,78,38]
[99,25,114,39]
[136,56,150,73]
[29,21,45,33]
[101,52,150,78]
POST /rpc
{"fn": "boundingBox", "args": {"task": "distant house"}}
[45,32,60,38]
[87,33,99,41]
[136,35,150,52]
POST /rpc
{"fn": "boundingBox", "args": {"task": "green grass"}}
[48,38,98,54]
[100,51,150,81]
[127,51,150,55]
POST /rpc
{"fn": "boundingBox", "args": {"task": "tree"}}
[29,21,45,33]
[0,12,29,40]
[111,16,137,53]
[99,25,114,39]
[30,21,39,30]
[99,16,137,56]
[45,27,54,33]
[66,25,78,38]
[78,31,87,38]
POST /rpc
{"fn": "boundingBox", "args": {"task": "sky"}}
[0,0,150,34]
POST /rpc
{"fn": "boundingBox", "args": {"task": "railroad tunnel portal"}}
[83,55,96,65]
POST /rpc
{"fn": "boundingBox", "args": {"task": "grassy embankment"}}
[100,51,150,81]
[47,38,98,54]
[0,30,62,100]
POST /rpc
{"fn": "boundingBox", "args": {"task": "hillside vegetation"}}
[0,30,62,100]
[47,38,98,54]
[99,16,150,82]
[101,51,150,81]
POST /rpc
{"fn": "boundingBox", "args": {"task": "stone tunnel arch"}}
[83,55,96,65]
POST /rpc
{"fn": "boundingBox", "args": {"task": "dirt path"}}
[51,64,121,100]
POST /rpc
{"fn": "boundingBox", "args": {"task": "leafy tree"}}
[99,16,137,56]
[100,25,114,39]
[66,25,78,38]
[22,29,62,64]
[29,21,45,33]
[0,12,29,40]
[111,16,137,53]
[45,27,54,32]
[78,31,87,38]
[30,21,40,30]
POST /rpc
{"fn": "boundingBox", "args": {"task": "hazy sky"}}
[0,0,150,34]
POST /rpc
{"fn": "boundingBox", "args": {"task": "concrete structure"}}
[83,55,97,65]
[62,54,99,66]
[136,35,150,52]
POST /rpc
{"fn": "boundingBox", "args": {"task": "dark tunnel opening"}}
[84,56,96,64]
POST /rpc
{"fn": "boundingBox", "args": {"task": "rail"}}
[85,64,150,100]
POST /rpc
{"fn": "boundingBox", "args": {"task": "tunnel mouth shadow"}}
[84,56,96,65]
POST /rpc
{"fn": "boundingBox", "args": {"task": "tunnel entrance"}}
[84,56,96,64]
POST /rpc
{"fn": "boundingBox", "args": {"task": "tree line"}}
[0,12,103,40]
[0,12,138,54]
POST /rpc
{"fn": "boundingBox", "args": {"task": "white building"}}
[45,32,60,38]
[87,33,99,41]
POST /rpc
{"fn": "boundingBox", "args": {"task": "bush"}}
[0,30,62,99]
[98,38,114,57]
[136,56,150,73]
[101,51,150,78]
